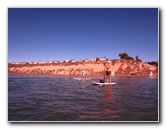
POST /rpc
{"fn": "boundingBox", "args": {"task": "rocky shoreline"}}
[8,59,158,77]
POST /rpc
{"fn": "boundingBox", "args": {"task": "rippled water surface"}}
[8,74,158,121]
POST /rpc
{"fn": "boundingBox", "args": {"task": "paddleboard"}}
[74,77,91,80]
[92,82,117,85]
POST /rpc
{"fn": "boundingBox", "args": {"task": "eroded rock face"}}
[8,59,158,76]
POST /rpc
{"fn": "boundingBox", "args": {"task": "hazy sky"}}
[8,8,158,62]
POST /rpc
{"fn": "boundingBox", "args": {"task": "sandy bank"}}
[8,59,158,77]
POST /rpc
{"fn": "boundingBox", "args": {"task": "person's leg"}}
[108,71,111,83]
[109,75,111,83]
[106,76,109,83]
[104,74,108,83]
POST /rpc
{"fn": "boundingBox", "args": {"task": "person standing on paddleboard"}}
[105,60,112,83]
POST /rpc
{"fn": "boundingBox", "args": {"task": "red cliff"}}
[8,59,158,77]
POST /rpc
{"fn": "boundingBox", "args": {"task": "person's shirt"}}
[105,63,112,71]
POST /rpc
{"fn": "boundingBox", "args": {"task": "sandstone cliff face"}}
[8,59,158,76]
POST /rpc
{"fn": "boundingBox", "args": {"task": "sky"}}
[8,8,158,63]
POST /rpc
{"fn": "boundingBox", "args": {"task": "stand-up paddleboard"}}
[92,82,118,85]
[74,77,91,80]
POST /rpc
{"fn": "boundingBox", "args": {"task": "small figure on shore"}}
[149,71,154,77]
[105,60,112,83]
[82,70,85,77]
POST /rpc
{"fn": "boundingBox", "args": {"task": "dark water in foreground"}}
[8,74,158,121]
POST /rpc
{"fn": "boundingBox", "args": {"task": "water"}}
[8,74,158,121]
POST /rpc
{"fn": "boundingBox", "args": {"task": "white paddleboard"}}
[74,77,91,80]
[92,82,117,85]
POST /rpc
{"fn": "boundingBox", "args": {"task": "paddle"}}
[103,70,106,83]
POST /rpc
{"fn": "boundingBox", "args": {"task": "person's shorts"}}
[106,71,111,76]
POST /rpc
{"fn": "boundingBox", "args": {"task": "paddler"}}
[105,60,112,83]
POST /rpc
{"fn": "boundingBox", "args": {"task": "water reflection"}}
[8,74,158,121]
[102,85,120,120]
[106,86,113,101]
[104,86,113,113]
[81,78,85,85]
